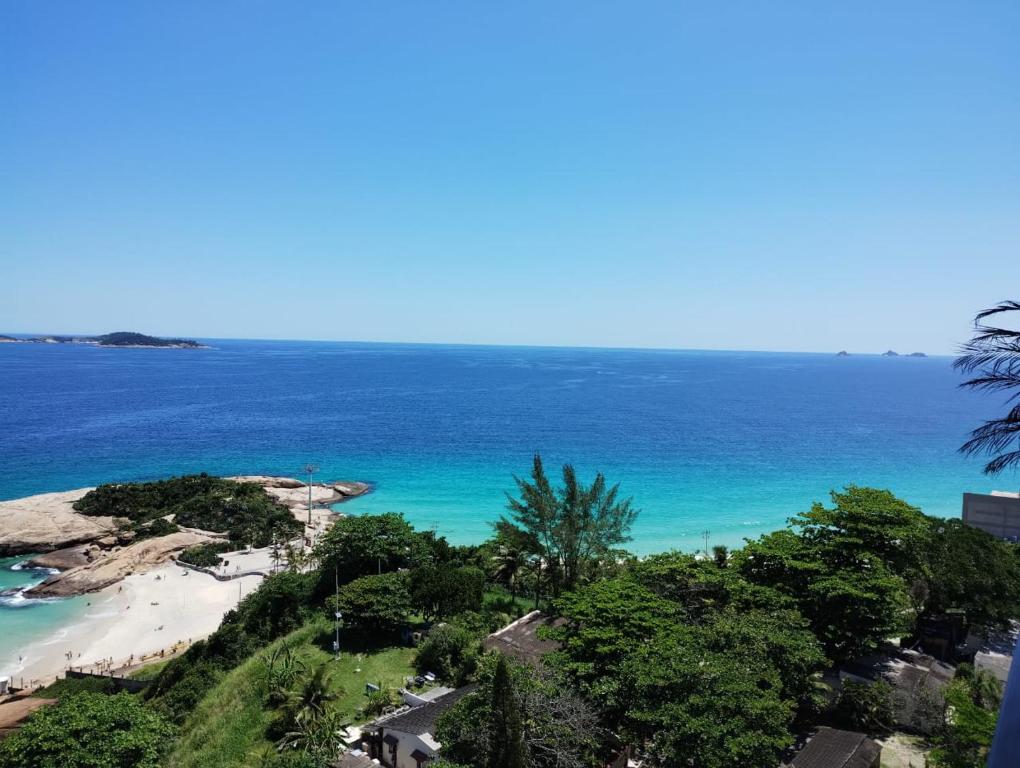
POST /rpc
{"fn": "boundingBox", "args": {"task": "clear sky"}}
[2,2,1018,353]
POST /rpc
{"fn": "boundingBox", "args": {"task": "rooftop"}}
[483,610,564,665]
[369,684,477,737]
[788,727,881,768]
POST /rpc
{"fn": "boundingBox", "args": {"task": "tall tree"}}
[488,656,526,768]
[499,455,638,595]
[956,300,1020,474]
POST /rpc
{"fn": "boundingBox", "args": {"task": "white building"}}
[962,491,1020,541]
[361,685,476,768]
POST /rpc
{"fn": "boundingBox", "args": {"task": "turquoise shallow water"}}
[0,339,1016,671]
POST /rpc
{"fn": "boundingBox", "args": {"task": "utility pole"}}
[333,564,342,661]
[702,530,711,555]
[302,463,319,529]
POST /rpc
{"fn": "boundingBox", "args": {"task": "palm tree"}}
[284,665,340,730]
[276,707,350,767]
[956,300,1020,474]
[491,542,528,601]
[262,644,305,706]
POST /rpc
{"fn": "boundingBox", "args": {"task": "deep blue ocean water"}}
[1,339,1014,551]
[0,339,1015,672]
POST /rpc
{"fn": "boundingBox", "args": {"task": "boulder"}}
[25,546,92,570]
[25,531,211,597]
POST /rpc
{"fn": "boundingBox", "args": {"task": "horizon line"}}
[0,330,956,358]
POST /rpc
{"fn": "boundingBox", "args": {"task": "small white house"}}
[361,685,476,768]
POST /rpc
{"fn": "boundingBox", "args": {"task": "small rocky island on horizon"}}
[836,349,927,357]
[0,331,207,348]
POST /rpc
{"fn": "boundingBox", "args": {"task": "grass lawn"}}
[128,659,171,681]
[170,619,416,768]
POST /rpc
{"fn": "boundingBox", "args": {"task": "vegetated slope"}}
[170,619,416,768]
[73,474,301,546]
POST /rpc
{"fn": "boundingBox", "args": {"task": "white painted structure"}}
[962,491,1020,541]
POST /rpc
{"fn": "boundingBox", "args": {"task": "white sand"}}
[9,564,263,689]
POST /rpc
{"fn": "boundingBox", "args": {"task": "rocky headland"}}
[1,475,370,597]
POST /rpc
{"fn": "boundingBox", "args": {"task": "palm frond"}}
[956,301,1020,474]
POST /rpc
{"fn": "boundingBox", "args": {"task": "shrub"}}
[0,692,175,768]
[179,541,234,567]
[415,623,481,684]
[834,680,896,734]
[330,572,411,636]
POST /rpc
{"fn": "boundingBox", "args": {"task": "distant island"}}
[837,350,927,357]
[2,331,207,348]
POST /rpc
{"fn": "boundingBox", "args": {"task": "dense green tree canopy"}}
[921,518,1020,628]
[410,564,486,620]
[625,632,793,768]
[548,578,681,720]
[73,474,300,546]
[330,572,411,635]
[548,553,825,764]
[0,693,175,768]
[737,486,1020,659]
[314,512,438,585]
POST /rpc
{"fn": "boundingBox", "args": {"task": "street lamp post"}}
[302,463,319,530]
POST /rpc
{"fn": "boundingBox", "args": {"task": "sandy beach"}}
[6,562,263,689]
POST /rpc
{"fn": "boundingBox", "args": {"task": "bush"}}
[415,623,481,684]
[134,516,181,540]
[179,541,234,567]
[0,692,175,768]
[834,680,896,734]
[410,565,486,620]
[360,687,400,718]
[330,572,411,636]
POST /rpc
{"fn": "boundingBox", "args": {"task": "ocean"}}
[0,339,1014,672]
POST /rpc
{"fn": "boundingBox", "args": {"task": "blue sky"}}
[2,2,1018,353]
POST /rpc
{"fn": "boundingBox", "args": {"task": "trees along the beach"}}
[0,692,175,768]
[736,486,1020,660]
[623,631,793,768]
[545,551,824,767]
[498,454,638,597]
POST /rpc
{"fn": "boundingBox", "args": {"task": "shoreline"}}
[4,560,263,689]
[0,475,371,688]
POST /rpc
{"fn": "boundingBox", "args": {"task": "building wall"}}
[381,728,437,768]
[962,493,1020,541]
